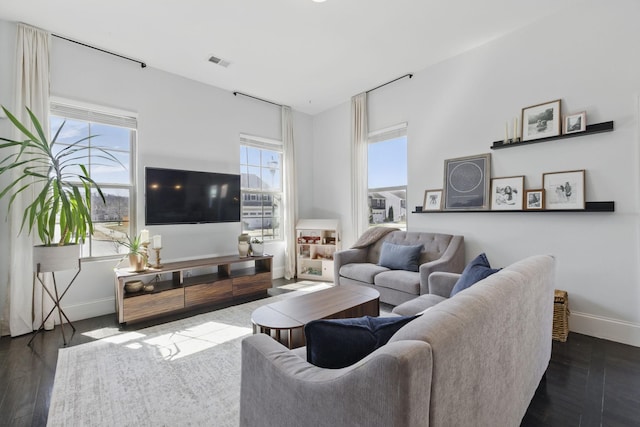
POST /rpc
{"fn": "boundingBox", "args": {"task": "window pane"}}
[240,142,283,242]
[91,124,131,151]
[368,134,407,230]
[90,150,130,184]
[53,118,90,146]
[87,188,131,257]
[368,136,407,188]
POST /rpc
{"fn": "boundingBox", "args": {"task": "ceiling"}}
[0,0,579,115]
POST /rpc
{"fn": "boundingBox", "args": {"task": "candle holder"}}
[153,247,163,269]
[141,242,150,269]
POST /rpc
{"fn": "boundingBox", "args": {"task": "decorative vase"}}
[238,241,250,257]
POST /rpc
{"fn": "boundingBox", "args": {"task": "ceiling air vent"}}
[208,55,230,68]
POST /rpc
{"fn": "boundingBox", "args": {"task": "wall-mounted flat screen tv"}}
[145,167,241,225]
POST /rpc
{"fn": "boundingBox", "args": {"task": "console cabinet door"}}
[123,288,184,322]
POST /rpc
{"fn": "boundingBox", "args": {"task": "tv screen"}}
[145,167,241,225]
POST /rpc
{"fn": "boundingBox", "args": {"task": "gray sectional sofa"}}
[334,230,465,306]
[240,254,556,427]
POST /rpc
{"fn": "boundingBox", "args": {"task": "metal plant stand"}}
[28,260,81,346]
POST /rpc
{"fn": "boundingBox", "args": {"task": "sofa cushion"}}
[374,270,420,295]
[304,315,418,369]
[340,263,389,283]
[450,253,500,297]
[392,293,447,316]
[378,242,423,271]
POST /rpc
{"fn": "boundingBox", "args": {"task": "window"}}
[368,123,407,230]
[240,135,283,241]
[50,101,136,259]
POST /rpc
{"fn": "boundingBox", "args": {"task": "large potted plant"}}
[0,106,118,270]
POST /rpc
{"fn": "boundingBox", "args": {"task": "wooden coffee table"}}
[251,284,380,349]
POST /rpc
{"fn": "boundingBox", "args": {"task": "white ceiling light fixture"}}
[312,0,327,3]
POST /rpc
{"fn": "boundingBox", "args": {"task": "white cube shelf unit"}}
[296,219,341,281]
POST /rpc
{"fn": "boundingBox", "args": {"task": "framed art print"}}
[564,111,586,134]
[543,170,585,210]
[521,99,561,141]
[490,176,524,210]
[423,189,443,211]
[525,189,545,210]
[443,153,491,210]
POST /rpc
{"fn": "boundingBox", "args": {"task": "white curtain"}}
[350,92,368,244]
[281,106,298,279]
[8,23,52,336]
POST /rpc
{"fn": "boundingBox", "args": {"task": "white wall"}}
[0,19,313,324]
[312,1,640,346]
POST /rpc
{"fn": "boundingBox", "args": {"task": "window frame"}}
[239,134,284,242]
[50,98,137,260]
[367,123,408,229]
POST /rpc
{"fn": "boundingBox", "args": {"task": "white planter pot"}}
[33,244,80,272]
[251,243,264,256]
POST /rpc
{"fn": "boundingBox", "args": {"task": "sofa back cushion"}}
[366,231,454,265]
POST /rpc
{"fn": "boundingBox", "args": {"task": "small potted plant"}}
[250,237,264,256]
[115,233,148,272]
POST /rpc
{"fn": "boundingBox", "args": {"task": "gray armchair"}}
[334,231,465,306]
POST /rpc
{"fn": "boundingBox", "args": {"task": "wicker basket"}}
[553,289,569,342]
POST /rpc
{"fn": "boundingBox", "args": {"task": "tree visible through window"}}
[368,127,407,230]
[240,136,283,241]
[50,102,136,258]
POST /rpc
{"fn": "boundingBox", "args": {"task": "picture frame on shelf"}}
[564,111,586,134]
[543,170,585,210]
[443,153,491,210]
[423,189,443,211]
[521,99,561,141]
[525,189,545,210]
[490,176,525,210]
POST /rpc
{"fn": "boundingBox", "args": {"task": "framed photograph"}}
[490,176,524,210]
[543,170,585,210]
[525,189,545,210]
[423,189,443,211]
[564,111,586,134]
[521,99,561,141]
[443,153,491,210]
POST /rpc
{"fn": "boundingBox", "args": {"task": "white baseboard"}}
[570,311,640,347]
[56,297,116,324]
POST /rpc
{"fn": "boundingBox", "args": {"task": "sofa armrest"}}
[428,272,460,297]
[333,248,368,284]
[419,235,465,294]
[240,334,432,427]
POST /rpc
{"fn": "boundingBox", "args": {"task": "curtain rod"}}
[233,91,283,107]
[52,34,147,68]
[366,73,413,94]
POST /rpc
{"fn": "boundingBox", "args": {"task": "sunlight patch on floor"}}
[144,322,252,361]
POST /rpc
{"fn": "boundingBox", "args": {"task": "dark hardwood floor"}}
[1,305,639,426]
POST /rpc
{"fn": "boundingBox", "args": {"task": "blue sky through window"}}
[368,136,407,188]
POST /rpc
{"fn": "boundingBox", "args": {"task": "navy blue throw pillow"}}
[450,253,500,297]
[304,315,418,369]
[378,242,423,272]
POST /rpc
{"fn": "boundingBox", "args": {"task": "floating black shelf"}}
[413,201,614,213]
[491,121,614,150]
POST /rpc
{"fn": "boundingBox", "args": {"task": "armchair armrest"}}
[428,272,461,297]
[419,235,465,294]
[240,334,432,427]
[333,248,368,284]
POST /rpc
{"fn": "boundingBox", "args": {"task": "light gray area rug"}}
[47,282,334,427]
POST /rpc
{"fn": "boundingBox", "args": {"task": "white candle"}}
[505,122,509,142]
[514,117,518,141]
[140,229,150,244]
[153,235,162,249]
